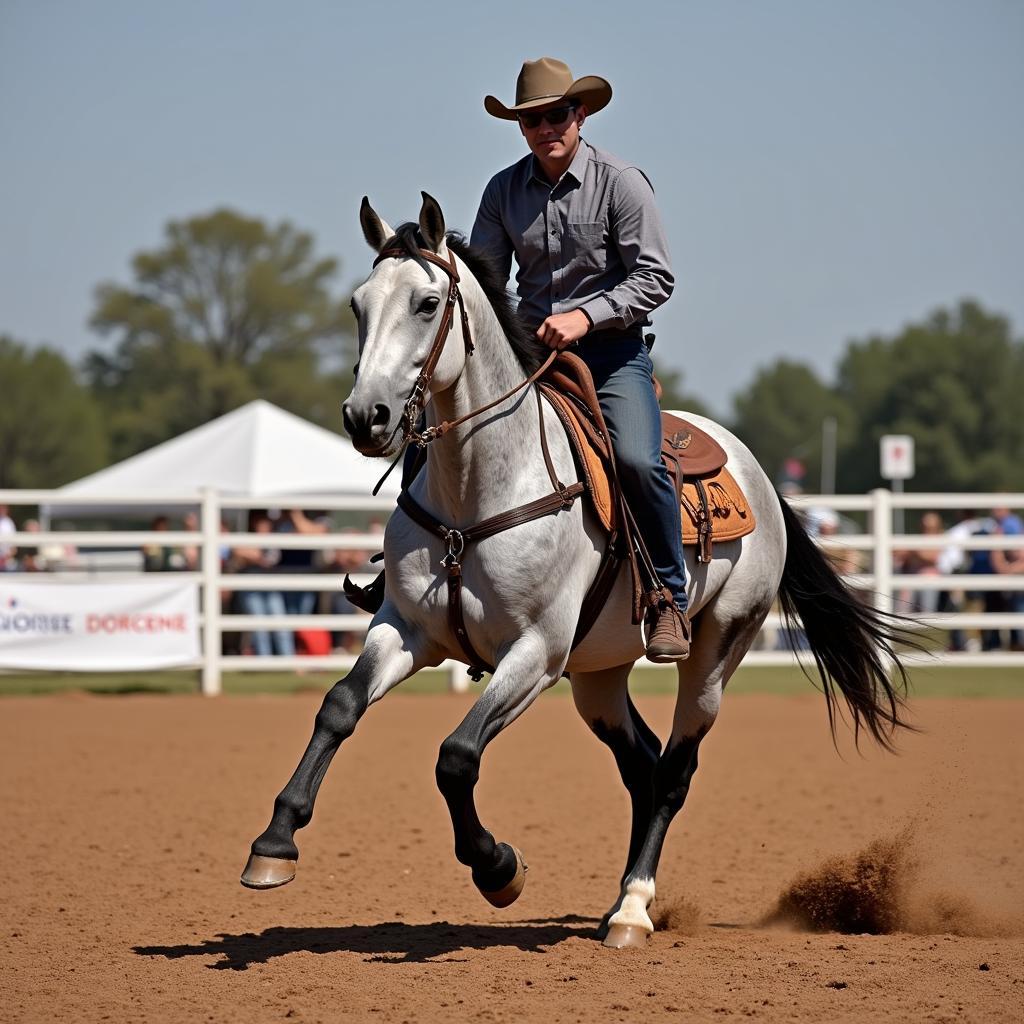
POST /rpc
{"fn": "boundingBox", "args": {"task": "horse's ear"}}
[360,196,394,253]
[418,191,446,253]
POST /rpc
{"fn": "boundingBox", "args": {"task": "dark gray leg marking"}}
[627,726,707,884]
[251,680,370,861]
[591,695,662,880]
[435,700,521,892]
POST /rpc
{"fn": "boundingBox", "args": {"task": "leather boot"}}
[645,595,691,663]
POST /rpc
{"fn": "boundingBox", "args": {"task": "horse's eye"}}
[418,296,440,316]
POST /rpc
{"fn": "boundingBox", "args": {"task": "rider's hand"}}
[536,309,591,350]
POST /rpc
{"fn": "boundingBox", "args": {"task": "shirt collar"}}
[528,137,592,189]
[564,137,591,185]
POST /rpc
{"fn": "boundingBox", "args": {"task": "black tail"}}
[776,492,918,751]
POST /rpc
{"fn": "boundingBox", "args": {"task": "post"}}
[821,416,837,494]
[871,487,893,617]
[448,660,470,693]
[201,487,222,696]
[892,478,904,538]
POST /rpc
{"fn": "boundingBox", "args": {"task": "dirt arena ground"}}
[3,689,1022,1023]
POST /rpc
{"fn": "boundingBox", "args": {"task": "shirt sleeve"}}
[578,167,675,331]
[470,174,514,288]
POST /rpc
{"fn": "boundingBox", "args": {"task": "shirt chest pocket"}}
[566,221,606,271]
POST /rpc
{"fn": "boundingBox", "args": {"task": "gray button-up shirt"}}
[470,138,674,333]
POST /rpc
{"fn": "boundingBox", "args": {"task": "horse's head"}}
[343,193,473,457]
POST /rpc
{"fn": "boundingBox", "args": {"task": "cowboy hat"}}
[484,57,612,120]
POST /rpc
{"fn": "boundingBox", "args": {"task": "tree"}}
[0,336,108,487]
[730,359,852,490]
[836,301,1024,492]
[86,209,355,459]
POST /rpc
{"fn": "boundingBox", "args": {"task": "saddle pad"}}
[542,388,616,530]
[679,468,756,546]
[544,389,756,550]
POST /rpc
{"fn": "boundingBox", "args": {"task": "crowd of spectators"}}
[894,507,1024,651]
[134,507,382,657]
[0,503,77,571]
[6,496,1023,654]
[0,503,378,657]
[779,501,1024,653]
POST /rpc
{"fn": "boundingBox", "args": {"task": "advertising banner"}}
[0,580,200,670]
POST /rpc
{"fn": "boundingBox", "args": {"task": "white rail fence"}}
[1,488,1023,694]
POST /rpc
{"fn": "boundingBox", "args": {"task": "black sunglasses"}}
[518,104,577,130]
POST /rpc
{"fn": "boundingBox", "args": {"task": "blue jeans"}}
[238,590,295,657]
[576,336,688,611]
[284,590,318,616]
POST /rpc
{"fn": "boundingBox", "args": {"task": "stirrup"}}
[343,567,386,614]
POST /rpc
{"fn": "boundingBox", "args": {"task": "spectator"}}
[0,504,15,570]
[806,506,861,577]
[181,511,201,571]
[321,532,373,652]
[990,507,1024,651]
[895,512,944,613]
[230,510,294,658]
[965,514,999,651]
[936,511,984,653]
[14,518,44,572]
[276,509,330,618]
[142,515,174,572]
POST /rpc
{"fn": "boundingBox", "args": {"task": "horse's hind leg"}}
[435,636,561,906]
[569,664,661,936]
[241,608,432,889]
[602,597,767,948]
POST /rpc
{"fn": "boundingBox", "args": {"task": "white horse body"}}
[242,195,908,949]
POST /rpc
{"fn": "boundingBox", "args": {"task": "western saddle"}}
[540,349,755,563]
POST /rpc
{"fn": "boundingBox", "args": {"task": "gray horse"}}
[241,194,910,949]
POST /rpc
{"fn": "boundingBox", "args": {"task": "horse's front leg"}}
[240,605,434,888]
[435,634,562,906]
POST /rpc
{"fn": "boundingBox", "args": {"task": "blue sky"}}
[1,0,1021,415]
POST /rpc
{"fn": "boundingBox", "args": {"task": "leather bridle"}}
[370,244,556,449]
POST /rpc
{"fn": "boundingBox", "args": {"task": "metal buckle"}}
[412,425,441,448]
[441,529,465,568]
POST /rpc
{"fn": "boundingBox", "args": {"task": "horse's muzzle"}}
[342,397,396,455]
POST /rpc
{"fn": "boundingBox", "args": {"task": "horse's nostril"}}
[371,404,391,429]
[341,403,358,438]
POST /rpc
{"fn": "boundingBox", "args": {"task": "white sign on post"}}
[880,434,915,480]
[0,580,200,670]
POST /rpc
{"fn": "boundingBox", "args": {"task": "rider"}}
[471,57,690,661]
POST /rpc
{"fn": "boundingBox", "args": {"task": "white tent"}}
[46,400,398,518]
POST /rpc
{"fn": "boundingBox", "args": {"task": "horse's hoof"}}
[240,853,297,889]
[602,923,650,949]
[480,847,528,908]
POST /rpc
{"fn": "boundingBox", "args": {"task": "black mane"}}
[381,223,546,373]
